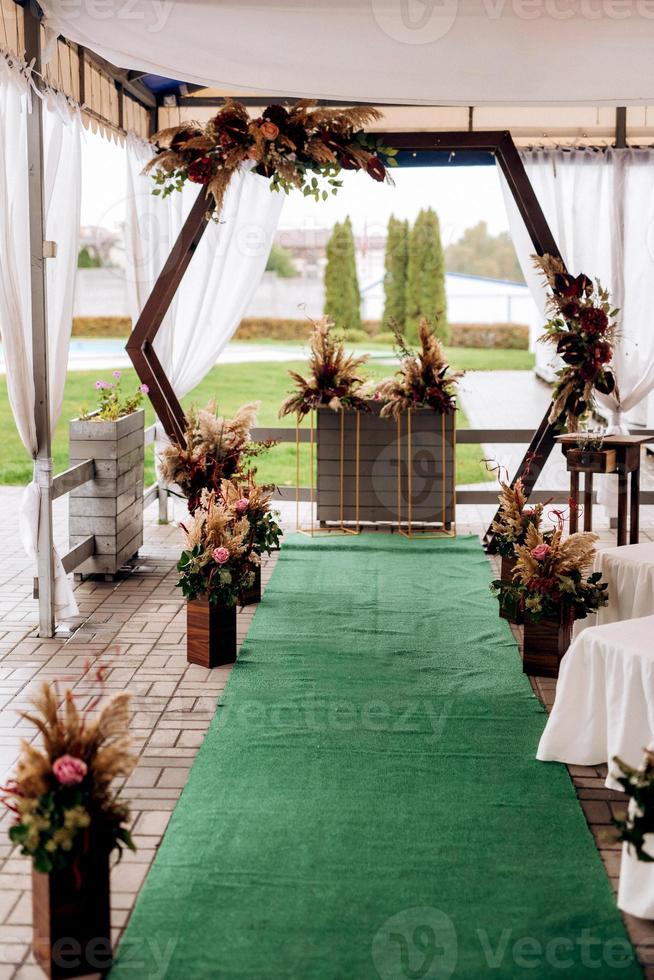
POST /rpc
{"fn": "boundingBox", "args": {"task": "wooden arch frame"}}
[125,130,565,547]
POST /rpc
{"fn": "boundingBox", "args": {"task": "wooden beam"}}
[126,189,213,443]
[24,2,56,636]
[52,459,94,500]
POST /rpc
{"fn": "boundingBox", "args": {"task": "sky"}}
[80,129,510,248]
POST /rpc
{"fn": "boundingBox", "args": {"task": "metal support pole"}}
[25,3,55,637]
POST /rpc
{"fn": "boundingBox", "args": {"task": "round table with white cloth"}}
[537,615,654,791]
[619,827,654,920]
[574,542,654,638]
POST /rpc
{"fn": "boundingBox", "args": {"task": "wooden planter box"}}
[316,402,455,527]
[187,597,237,668]
[32,837,111,978]
[69,410,145,576]
[241,565,261,606]
[522,616,573,678]
[565,447,617,474]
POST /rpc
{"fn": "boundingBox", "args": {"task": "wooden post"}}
[25,3,55,637]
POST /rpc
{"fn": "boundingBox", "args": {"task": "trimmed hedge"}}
[72,316,131,338]
[72,315,530,350]
[449,322,529,350]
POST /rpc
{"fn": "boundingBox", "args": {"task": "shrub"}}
[333,327,368,343]
[72,316,131,338]
[324,218,361,332]
[406,208,448,342]
[449,323,529,350]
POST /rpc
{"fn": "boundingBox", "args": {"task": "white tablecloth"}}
[619,832,654,920]
[537,615,654,791]
[574,542,654,638]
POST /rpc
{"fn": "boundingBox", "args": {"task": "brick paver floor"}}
[0,493,652,977]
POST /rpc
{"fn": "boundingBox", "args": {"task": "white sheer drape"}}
[499,149,654,433]
[125,135,284,399]
[0,63,82,618]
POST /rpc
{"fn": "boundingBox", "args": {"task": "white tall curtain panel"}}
[499,148,654,433]
[0,60,82,618]
[125,136,284,402]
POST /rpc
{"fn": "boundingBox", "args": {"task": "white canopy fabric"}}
[39,0,654,107]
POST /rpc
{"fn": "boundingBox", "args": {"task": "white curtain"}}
[0,62,82,618]
[39,0,654,107]
[125,135,284,398]
[499,148,654,433]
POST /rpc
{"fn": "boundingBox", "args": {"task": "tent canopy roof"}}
[39,0,654,107]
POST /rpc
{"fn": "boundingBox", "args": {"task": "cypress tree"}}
[382,215,409,329]
[406,208,448,342]
[324,217,361,332]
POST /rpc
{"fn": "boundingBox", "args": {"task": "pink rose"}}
[212,546,230,565]
[52,755,88,786]
[531,543,551,561]
[260,121,279,140]
[235,497,249,515]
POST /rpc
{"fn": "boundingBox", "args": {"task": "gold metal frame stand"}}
[295,408,360,536]
[396,408,456,538]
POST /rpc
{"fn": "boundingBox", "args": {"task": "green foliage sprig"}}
[613,751,654,862]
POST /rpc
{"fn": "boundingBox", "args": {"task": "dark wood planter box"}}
[522,616,573,678]
[32,838,111,978]
[187,597,237,668]
[316,401,455,527]
[564,447,617,474]
[499,554,516,621]
[241,565,261,606]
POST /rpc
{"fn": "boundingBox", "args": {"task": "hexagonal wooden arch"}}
[126,130,565,548]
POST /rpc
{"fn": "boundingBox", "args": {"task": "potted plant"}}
[489,476,545,619]
[159,401,273,514]
[177,490,259,668]
[365,319,461,529]
[491,524,608,677]
[218,478,282,604]
[69,372,149,577]
[0,680,136,978]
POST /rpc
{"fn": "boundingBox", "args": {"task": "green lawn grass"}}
[0,358,502,487]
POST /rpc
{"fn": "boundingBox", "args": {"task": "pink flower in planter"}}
[52,755,88,786]
[112,370,122,380]
[139,384,149,395]
[94,380,110,390]
[531,543,551,561]
[212,546,230,565]
[235,497,249,515]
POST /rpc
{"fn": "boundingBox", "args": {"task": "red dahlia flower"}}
[579,306,608,334]
[188,156,214,184]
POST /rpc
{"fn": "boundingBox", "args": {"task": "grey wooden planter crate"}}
[316,401,455,527]
[68,410,145,575]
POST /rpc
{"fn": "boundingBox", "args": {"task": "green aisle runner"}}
[111,535,639,979]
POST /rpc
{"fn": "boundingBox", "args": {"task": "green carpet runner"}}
[111,535,639,979]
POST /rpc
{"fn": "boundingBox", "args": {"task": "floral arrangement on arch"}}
[372,318,463,420]
[490,476,545,560]
[491,522,608,624]
[177,489,259,606]
[146,100,397,215]
[279,317,370,419]
[535,254,618,429]
[613,749,654,862]
[1,680,136,873]
[80,371,149,422]
[159,402,273,513]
